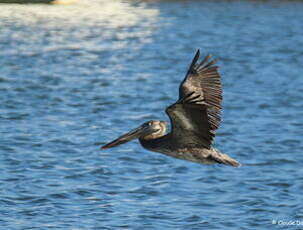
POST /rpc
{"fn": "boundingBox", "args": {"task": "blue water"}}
[1,0,303,229]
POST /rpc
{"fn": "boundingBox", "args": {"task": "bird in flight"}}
[101,50,240,167]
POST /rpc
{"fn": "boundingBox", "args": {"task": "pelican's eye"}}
[148,121,153,126]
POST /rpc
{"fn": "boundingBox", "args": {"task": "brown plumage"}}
[101,50,240,167]
[170,50,222,149]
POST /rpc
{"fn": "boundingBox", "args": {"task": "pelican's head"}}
[101,120,167,149]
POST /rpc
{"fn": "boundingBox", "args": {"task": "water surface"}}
[1,0,303,229]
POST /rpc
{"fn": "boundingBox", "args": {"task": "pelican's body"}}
[102,50,240,167]
[140,135,238,166]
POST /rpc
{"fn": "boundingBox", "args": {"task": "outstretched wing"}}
[166,50,222,149]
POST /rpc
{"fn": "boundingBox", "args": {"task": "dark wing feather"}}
[166,50,222,148]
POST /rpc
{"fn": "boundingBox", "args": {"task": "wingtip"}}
[196,49,200,56]
[188,49,200,73]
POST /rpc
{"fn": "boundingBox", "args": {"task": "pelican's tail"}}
[210,148,241,167]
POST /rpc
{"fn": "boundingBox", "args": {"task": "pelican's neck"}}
[139,134,171,152]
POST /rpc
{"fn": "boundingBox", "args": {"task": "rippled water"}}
[1,0,303,229]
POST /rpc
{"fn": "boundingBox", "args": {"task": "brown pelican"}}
[101,50,240,167]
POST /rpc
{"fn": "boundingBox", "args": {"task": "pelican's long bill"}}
[101,124,152,149]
